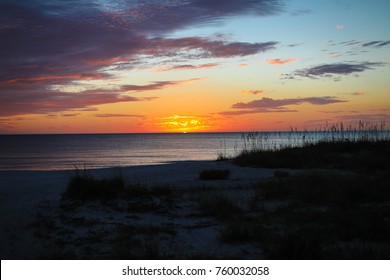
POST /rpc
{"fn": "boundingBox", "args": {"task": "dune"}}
[0,160,276,259]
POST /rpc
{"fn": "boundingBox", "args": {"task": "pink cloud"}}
[266,58,296,65]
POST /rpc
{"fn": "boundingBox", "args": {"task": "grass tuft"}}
[65,167,126,200]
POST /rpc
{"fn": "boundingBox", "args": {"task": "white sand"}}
[0,160,277,259]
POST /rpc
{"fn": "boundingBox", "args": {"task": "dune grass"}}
[213,168,390,259]
[229,121,389,166]
[65,167,126,200]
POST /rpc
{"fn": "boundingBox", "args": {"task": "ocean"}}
[0,133,241,171]
[1,131,388,171]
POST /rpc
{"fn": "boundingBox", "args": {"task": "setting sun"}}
[158,115,208,132]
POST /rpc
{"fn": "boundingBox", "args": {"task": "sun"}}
[158,115,208,132]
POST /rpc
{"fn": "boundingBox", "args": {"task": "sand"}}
[0,160,277,259]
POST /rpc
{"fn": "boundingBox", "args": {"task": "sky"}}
[0,0,389,134]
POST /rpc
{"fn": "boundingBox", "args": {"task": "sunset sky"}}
[1,0,389,133]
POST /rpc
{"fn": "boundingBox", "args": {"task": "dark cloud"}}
[119,79,201,92]
[233,96,346,109]
[362,41,390,48]
[148,37,277,58]
[60,113,80,118]
[0,0,281,116]
[156,63,219,72]
[324,40,390,58]
[0,88,155,117]
[220,96,347,115]
[289,62,385,80]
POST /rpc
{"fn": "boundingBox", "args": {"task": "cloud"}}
[220,108,296,116]
[119,78,202,92]
[155,63,219,72]
[0,0,281,116]
[336,25,345,29]
[266,58,296,65]
[240,90,268,95]
[345,91,367,96]
[337,114,390,121]
[319,110,345,114]
[289,62,385,80]
[94,114,144,118]
[220,96,347,115]
[362,41,390,48]
[148,37,278,58]
[324,40,390,58]
[328,52,342,58]
[60,113,80,118]
[233,96,347,109]
[0,88,156,117]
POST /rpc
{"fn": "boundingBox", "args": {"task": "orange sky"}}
[1,0,389,134]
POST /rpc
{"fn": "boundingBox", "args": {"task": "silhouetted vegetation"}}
[235,140,390,170]
[64,167,175,201]
[65,167,126,200]
[217,169,390,259]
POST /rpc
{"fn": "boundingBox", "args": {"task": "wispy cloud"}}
[287,62,385,81]
[154,63,219,72]
[336,25,345,29]
[266,58,296,65]
[323,40,390,58]
[345,91,368,96]
[119,78,202,92]
[240,90,268,95]
[220,96,347,115]
[362,41,390,48]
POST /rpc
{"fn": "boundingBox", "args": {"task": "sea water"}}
[0,133,241,170]
[0,131,388,170]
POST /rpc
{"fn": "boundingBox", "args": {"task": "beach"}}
[2,138,389,260]
[0,160,277,259]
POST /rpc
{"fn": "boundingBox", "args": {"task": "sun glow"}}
[158,115,208,132]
